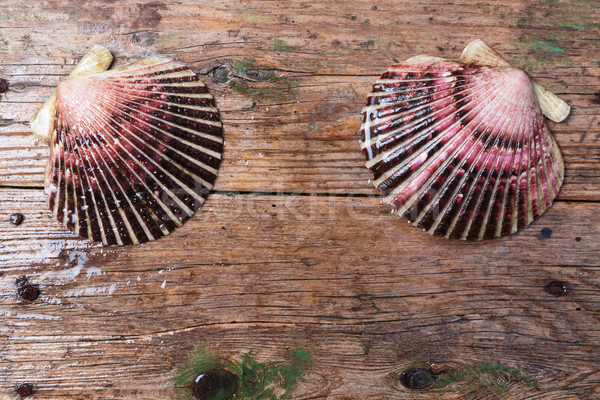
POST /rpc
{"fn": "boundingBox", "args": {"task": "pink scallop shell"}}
[46,58,223,245]
[360,55,564,240]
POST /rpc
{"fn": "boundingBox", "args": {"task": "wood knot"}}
[212,66,230,83]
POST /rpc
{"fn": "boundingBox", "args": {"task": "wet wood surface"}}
[0,0,599,399]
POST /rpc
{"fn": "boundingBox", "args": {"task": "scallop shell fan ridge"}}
[46,55,223,245]
[360,41,566,240]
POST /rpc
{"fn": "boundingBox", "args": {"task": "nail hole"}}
[193,368,239,400]
[400,368,435,390]
[16,383,33,397]
[544,280,568,297]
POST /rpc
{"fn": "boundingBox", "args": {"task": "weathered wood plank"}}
[1,89,600,200]
[2,37,599,198]
[1,188,600,398]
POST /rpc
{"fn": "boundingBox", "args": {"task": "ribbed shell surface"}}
[46,58,223,245]
[360,58,564,240]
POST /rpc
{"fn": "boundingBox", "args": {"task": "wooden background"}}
[1,0,599,399]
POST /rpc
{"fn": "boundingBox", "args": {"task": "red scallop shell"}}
[46,58,223,245]
[360,55,564,240]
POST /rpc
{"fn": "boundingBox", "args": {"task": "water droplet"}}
[10,213,24,225]
[18,285,39,301]
[540,227,552,239]
[16,383,34,397]
[544,280,568,297]
[193,369,238,400]
[400,368,435,390]
[16,277,39,301]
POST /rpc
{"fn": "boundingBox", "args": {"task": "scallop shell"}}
[360,40,568,240]
[32,46,223,245]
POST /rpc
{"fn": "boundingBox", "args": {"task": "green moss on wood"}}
[432,362,538,396]
[357,39,391,52]
[583,40,600,46]
[525,38,565,53]
[229,10,276,24]
[230,58,256,75]
[512,55,553,67]
[176,345,311,400]
[516,17,529,28]
[269,39,293,52]
[575,1,600,7]
[556,21,588,30]
[229,78,295,103]
[326,50,352,56]
[230,59,276,82]
[175,346,222,388]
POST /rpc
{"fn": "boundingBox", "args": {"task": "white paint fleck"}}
[40,251,89,282]
[161,280,167,289]
[18,313,61,320]
[86,267,103,278]
[0,309,61,320]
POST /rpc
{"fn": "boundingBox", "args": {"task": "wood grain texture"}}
[0,0,599,399]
